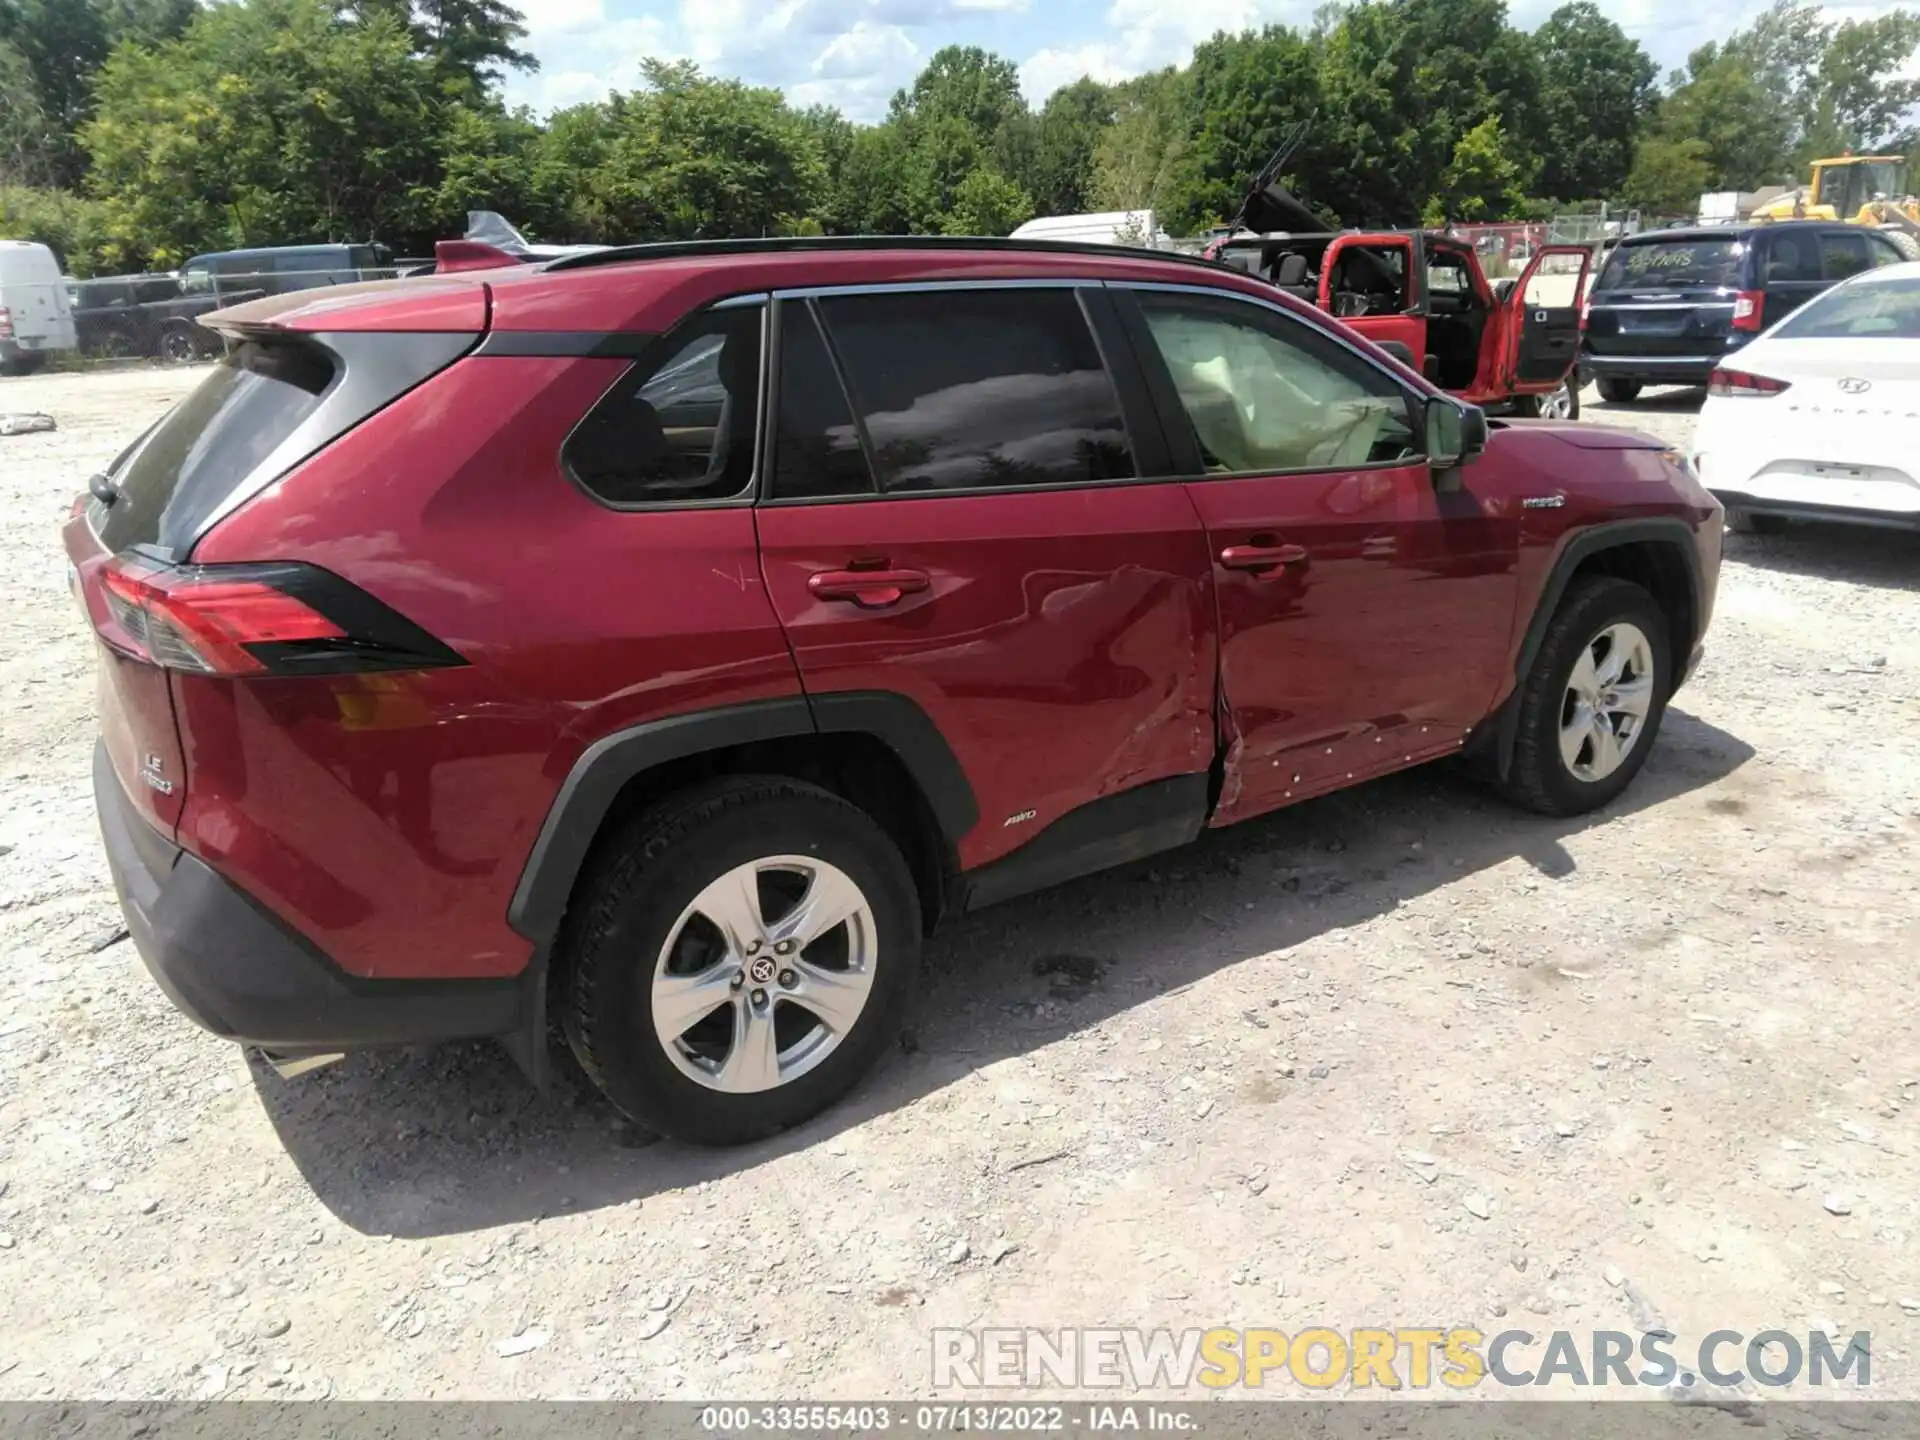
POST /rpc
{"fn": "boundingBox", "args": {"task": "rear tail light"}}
[0,307,13,340]
[1732,290,1765,332]
[1708,368,1790,398]
[84,556,464,677]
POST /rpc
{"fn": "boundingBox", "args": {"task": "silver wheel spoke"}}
[695,866,766,955]
[717,1002,781,1093]
[1560,710,1592,770]
[1608,674,1654,719]
[1567,647,1601,702]
[652,965,737,1044]
[771,866,866,949]
[786,958,875,1035]
[1587,714,1623,776]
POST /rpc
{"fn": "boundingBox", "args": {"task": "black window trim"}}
[1112,280,1430,484]
[555,298,772,514]
[756,279,1166,508]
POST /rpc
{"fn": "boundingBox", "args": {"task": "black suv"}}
[1581,221,1908,401]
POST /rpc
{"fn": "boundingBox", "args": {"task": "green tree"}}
[1532,2,1655,200]
[83,0,447,266]
[0,0,110,185]
[1423,113,1526,221]
[1021,78,1115,216]
[557,60,825,242]
[98,0,196,45]
[0,182,106,268]
[942,167,1031,235]
[1180,25,1323,229]
[1315,0,1543,225]
[351,0,534,87]
[889,45,1025,142]
[0,37,53,186]
[1088,69,1193,220]
[1653,43,1796,190]
[1804,12,1920,155]
[1619,132,1711,214]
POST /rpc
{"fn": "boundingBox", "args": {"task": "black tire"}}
[159,327,200,364]
[1726,506,1789,536]
[1597,377,1642,404]
[1500,576,1673,817]
[557,775,920,1146]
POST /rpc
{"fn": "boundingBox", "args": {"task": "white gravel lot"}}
[1,368,1917,1404]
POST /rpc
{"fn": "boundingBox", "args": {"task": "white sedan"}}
[1693,259,1920,534]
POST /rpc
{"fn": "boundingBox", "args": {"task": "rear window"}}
[1773,276,1920,340]
[97,331,472,553]
[1596,239,1743,291]
[100,340,336,551]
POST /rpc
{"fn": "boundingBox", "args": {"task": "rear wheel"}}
[159,327,200,364]
[1596,377,1641,404]
[1500,577,1672,817]
[558,776,920,1146]
[1726,507,1789,536]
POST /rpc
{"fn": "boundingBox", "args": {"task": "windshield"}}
[1773,275,1920,340]
[1596,238,1742,291]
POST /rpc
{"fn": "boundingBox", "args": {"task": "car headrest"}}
[1274,253,1310,287]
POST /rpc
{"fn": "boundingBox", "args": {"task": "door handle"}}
[1219,543,1309,572]
[807,568,930,608]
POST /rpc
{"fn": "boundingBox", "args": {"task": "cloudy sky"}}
[501,0,1891,122]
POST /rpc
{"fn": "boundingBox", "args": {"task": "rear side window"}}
[1820,231,1872,280]
[564,306,763,506]
[1596,239,1742,290]
[96,331,473,554]
[101,339,336,551]
[1762,232,1822,282]
[815,288,1134,494]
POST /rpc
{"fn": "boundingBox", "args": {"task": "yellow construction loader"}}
[1751,154,1920,256]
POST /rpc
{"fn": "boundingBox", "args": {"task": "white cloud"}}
[501,11,680,114]
[814,21,920,79]
[1019,0,1305,103]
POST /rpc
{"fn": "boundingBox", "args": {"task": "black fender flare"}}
[1485,517,1704,779]
[506,692,977,944]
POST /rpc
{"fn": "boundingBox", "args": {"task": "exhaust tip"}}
[262,1051,347,1081]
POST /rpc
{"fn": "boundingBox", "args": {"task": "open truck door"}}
[1505,244,1592,388]
[1317,232,1426,373]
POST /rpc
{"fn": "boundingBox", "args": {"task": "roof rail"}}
[539,234,1230,274]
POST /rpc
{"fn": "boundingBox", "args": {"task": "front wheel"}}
[1499,577,1673,817]
[557,776,921,1146]
[1597,377,1642,404]
[1514,378,1579,421]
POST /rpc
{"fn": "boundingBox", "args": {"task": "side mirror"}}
[1425,397,1487,472]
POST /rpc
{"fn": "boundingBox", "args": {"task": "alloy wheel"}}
[1538,379,1575,420]
[1559,621,1655,783]
[650,856,878,1094]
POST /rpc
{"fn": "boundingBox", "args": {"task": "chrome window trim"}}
[771,277,1101,302]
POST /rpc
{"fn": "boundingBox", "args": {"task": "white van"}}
[0,241,78,375]
[1010,210,1173,250]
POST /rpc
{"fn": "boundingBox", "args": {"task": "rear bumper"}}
[1580,352,1727,385]
[1711,490,1920,531]
[94,742,524,1054]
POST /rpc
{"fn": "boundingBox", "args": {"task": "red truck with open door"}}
[1199,144,1591,418]
[1210,226,1592,418]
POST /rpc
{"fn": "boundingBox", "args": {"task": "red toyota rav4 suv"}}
[67,238,1721,1145]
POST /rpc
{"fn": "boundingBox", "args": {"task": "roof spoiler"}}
[434,239,524,273]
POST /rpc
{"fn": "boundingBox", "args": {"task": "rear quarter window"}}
[1773,275,1920,339]
[96,331,474,554]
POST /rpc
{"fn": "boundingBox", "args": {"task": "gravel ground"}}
[2,369,1918,1403]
